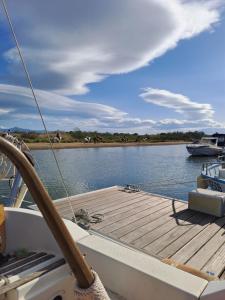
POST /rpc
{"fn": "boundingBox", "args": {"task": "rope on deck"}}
[72,209,104,230]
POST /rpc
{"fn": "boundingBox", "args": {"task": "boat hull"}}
[186,145,223,156]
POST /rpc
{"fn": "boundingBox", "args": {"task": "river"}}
[0,144,217,207]
[24,144,216,205]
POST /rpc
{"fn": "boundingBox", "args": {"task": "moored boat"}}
[186,137,223,156]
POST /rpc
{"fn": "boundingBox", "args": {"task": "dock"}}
[31,186,225,279]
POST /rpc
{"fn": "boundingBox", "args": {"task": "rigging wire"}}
[1,0,77,222]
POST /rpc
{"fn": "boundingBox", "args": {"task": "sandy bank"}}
[28,141,189,150]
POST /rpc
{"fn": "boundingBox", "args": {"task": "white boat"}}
[186,137,223,156]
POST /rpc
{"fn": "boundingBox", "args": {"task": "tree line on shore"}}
[14,130,205,143]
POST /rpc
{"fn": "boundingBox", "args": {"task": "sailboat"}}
[1,1,225,299]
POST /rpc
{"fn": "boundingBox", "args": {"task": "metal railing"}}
[202,162,220,177]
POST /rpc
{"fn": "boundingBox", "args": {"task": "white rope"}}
[1,0,77,222]
[74,271,110,300]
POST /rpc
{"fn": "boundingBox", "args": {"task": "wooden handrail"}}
[0,137,94,288]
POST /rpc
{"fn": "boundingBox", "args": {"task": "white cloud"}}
[1,0,224,133]
[2,0,223,95]
[155,118,225,131]
[0,84,127,119]
[1,84,224,133]
[140,88,214,119]
[0,108,12,115]
[0,84,156,130]
[139,87,225,131]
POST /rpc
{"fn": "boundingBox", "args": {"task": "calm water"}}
[20,144,217,206]
[0,144,217,207]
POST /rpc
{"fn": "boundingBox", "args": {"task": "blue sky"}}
[0,0,225,133]
[84,25,225,122]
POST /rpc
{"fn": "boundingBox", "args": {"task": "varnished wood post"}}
[0,137,94,288]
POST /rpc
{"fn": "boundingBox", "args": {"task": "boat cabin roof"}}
[201,137,218,145]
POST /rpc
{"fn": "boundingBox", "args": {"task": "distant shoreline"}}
[28,141,189,150]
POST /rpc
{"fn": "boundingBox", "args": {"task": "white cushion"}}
[188,189,225,217]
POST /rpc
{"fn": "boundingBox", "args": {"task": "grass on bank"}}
[13,130,204,144]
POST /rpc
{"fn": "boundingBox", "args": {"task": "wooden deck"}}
[31,186,225,279]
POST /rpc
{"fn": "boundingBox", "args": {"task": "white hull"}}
[186,145,223,156]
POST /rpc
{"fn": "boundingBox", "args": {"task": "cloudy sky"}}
[0,0,225,133]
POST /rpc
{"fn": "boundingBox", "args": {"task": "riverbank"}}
[28,141,189,150]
